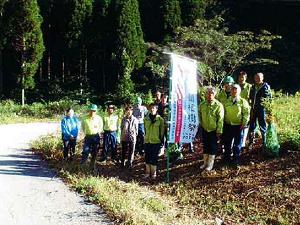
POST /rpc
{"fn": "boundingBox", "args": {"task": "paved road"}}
[0,123,111,225]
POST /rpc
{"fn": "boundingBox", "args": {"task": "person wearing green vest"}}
[199,87,224,171]
[80,104,103,166]
[100,104,120,162]
[144,103,164,179]
[217,76,235,105]
[223,84,251,167]
[238,71,252,101]
[238,71,252,150]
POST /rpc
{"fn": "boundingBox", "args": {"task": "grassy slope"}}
[30,95,300,225]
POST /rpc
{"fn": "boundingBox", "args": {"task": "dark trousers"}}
[250,107,267,144]
[136,123,145,154]
[144,143,160,166]
[81,134,100,163]
[62,139,76,159]
[202,130,218,155]
[102,131,117,160]
[121,140,136,166]
[223,124,243,164]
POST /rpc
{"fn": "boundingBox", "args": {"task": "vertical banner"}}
[168,54,199,143]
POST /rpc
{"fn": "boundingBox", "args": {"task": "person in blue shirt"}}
[61,108,80,161]
[249,73,272,148]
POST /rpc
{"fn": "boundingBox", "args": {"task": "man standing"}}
[154,90,162,105]
[61,108,80,161]
[199,87,224,171]
[249,73,272,147]
[100,104,120,162]
[238,71,252,149]
[121,105,139,168]
[217,76,235,105]
[133,97,147,155]
[81,104,103,166]
[144,103,164,179]
[223,84,250,167]
[238,71,252,101]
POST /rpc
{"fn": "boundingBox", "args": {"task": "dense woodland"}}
[0,0,299,104]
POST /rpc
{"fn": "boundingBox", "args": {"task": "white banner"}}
[168,54,199,143]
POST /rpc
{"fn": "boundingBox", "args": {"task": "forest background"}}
[0,0,299,104]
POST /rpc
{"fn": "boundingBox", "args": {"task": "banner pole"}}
[166,55,173,184]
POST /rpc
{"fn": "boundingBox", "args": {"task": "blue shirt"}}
[61,116,81,140]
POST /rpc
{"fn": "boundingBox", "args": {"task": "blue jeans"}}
[81,134,100,163]
[62,138,76,159]
[136,123,145,154]
[102,131,117,160]
[250,107,267,144]
[223,124,244,164]
[202,130,218,155]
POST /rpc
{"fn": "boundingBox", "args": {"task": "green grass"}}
[31,135,204,225]
[29,94,300,225]
[273,93,300,150]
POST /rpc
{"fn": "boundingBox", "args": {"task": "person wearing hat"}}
[223,84,250,167]
[144,103,164,179]
[199,87,224,171]
[249,73,272,148]
[80,104,103,166]
[238,71,252,150]
[217,76,235,105]
[100,104,120,162]
[61,108,81,161]
[133,97,148,155]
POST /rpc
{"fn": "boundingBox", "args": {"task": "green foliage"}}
[142,89,154,105]
[114,0,146,71]
[180,0,206,26]
[162,0,182,41]
[65,0,93,48]
[168,17,280,84]
[0,99,84,124]
[114,50,136,104]
[3,0,44,90]
[272,94,300,151]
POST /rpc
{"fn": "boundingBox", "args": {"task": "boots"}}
[205,155,216,171]
[200,154,208,170]
[144,164,150,178]
[150,165,157,179]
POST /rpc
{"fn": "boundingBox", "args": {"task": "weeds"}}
[29,93,300,225]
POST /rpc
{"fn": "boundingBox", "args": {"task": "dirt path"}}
[0,123,111,225]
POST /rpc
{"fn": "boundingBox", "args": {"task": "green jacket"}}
[144,114,164,144]
[81,115,103,136]
[224,96,250,126]
[240,82,252,101]
[216,89,231,105]
[199,99,224,134]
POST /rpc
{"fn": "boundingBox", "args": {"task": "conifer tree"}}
[114,0,145,73]
[161,0,182,40]
[180,0,206,26]
[3,0,44,104]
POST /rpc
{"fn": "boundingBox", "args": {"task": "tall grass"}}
[273,93,300,150]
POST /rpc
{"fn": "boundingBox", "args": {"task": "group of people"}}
[199,71,271,171]
[60,71,271,179]
[61,93,167,179]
